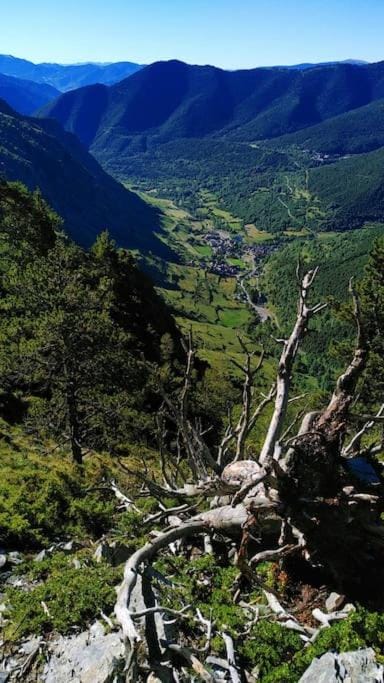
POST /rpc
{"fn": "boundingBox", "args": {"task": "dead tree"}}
[115,269,384,681]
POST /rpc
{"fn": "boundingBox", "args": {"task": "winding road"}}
[237,267,270,322]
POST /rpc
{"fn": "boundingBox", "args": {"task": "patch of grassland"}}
[245,223,274,243]
[133,191,273,374]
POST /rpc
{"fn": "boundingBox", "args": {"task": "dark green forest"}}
[0,181,182,463]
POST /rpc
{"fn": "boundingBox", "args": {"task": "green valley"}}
[133,190,268,373]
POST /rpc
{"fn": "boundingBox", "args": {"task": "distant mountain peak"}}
[0,54,143,92]
[278,59,369,70]
[39,58,384,173]
[0,72,60,115]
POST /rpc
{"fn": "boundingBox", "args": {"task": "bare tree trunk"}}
[259,268,326,465]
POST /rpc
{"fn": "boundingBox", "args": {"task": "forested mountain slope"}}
[0,99,172,255]
[3,54,384,681]
[269,98,384,154]
[0,181,181,459]
[0,72,59,115]
[309,145,384,229]
[40,59,384,164]
[38,59,384,235]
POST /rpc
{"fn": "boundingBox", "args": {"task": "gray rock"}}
[89,621,105,638]
[0,637,42,681]
[61,540,78,552]
[7,552,23,566]
[93,540,130,566]
[34,541,83,563]
[4,575,25,588]
[325,591,345,613]
[42,621,124,683]
[130,572,176,646]
[93,541,111,563]
[299,648,384,682]
[0,602,7,627]
[19,636,42,656]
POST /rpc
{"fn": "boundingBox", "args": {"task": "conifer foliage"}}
[0,181,179,463]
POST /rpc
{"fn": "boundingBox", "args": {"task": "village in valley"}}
[189,230,279,278]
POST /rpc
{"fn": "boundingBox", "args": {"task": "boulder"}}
[221,460,264,488]
[0,637,42,680]
[299,648,384,682]
[34,541,83,563]
[7,552,23,566]
[0,549,7,569]
[325,592,345,613]
[42,621,125,683]
[34,550,48,562]
[60,540,81,553]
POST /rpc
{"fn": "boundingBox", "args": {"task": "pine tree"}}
[0,184,180,463]
[0,201,148,462]
[0,236,127,462]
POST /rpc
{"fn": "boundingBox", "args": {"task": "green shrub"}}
[4,553,119,639]
[154,553,251,639]
[241,621,302,679]
[111,508,148,551]
[69,495,116,538]
[0,430,116,547]
[291,610,384,676]
[244,609,384,682]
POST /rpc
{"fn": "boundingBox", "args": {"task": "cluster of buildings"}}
[309,150,350,164]
[203,232,278,277]
[209,261,240,277]
[205,232,243,255]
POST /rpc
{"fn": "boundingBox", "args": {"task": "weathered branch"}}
[115,504,252,652]
[317,280,368,436]
[259,269,326,465]
[113,262,383,680]
[222,632,241,683]
[217,346,272,467]
[343,403,384,456]
[166,644,214,682]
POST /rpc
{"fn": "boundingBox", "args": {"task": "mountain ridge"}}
[39,58,384,175]
[0,72,60,115]
[0,98,172,257]
[267,98,384,155]
[0,54,143,92]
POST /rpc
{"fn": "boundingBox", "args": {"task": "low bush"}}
[4,552,120,639]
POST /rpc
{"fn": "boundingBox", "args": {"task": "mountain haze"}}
[280,59,368,70]
[0,54,143,92]
[0,72,59,115]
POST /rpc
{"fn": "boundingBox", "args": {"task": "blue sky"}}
[1,0,383,68]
